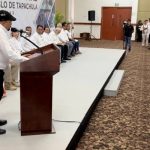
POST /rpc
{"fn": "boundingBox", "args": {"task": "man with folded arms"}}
[0,10,28,135]
[49,28,70,62]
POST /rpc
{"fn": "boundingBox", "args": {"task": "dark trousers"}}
[69,40,80,52]
[63,44,69,58]
[75,41,80,51]
[0,70,4,100]
[137,30,142,42]
[124,36,131,50]
[57,45,68,60]
[70,41,76,55]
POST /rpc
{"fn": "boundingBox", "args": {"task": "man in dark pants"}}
[136,20,143,42]
[122,20,127,49]
[148,18,150,43]
[124,19,134,52]
[0,10,28,135]
[0,71,4,98]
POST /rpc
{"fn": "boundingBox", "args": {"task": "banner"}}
[0,0,55,31]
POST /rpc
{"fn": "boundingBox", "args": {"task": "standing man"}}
[148,18,150,44]
[141,20,149,47]
[0,10,28,135]
[122,20,127,49]
[124,19,134,52]
[136,20,143,42]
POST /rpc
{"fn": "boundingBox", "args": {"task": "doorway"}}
[101,7,132,40]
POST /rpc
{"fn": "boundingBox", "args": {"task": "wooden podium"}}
[20,44,60,136]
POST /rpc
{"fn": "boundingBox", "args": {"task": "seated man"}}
[42,26,53,45]
[49,28,71,61]
[30,25,48,47]
[21,26,36,52]
[66,23,81,54]
[57,22,74,57]
[42,26,63,63]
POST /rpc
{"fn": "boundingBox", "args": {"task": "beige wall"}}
[74,0,138,39]
[138,0,150,21]
[55,0,68,20]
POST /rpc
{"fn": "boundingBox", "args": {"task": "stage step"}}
[104,70,125,96]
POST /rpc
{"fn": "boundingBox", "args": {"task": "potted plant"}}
[55,11,64,26]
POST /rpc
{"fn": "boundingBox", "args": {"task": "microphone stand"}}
[20,32,43,55]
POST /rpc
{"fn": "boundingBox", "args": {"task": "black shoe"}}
[129,48,131,51]
[0,120,7,126]
[61,60,66,63]
[71,53,75,56]
[0,129,6,135]
[64,58,71,60]
[76,51,82,54]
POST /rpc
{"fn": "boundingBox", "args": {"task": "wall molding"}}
[74,22,136,26]
[74,22,101,26]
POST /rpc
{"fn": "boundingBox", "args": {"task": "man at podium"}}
[0,10,28,135]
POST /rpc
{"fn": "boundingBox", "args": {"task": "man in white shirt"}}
[21,26,36,52]
[141,20,149,47]
[10,28,25,53]
[42,26,53,45]
[49,28,62,44]
[42,27,63,63]
[4,28,23,90]
[30,25,48,47]
[0,10,28,135]
[58,22,74,57]
[148,18,150,44]
[66,23,81,54]
[49,28,71,61]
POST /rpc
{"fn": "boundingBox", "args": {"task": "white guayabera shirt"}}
[9,37,24,54]
[0,24,28,70]
[30,32,48,47]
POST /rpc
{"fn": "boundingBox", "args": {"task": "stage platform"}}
[0,47,125,150]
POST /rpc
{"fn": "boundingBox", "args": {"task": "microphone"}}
[19,29,28,34]
[11,27,28,34]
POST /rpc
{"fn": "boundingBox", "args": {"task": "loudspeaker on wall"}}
[88,10,95,21]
